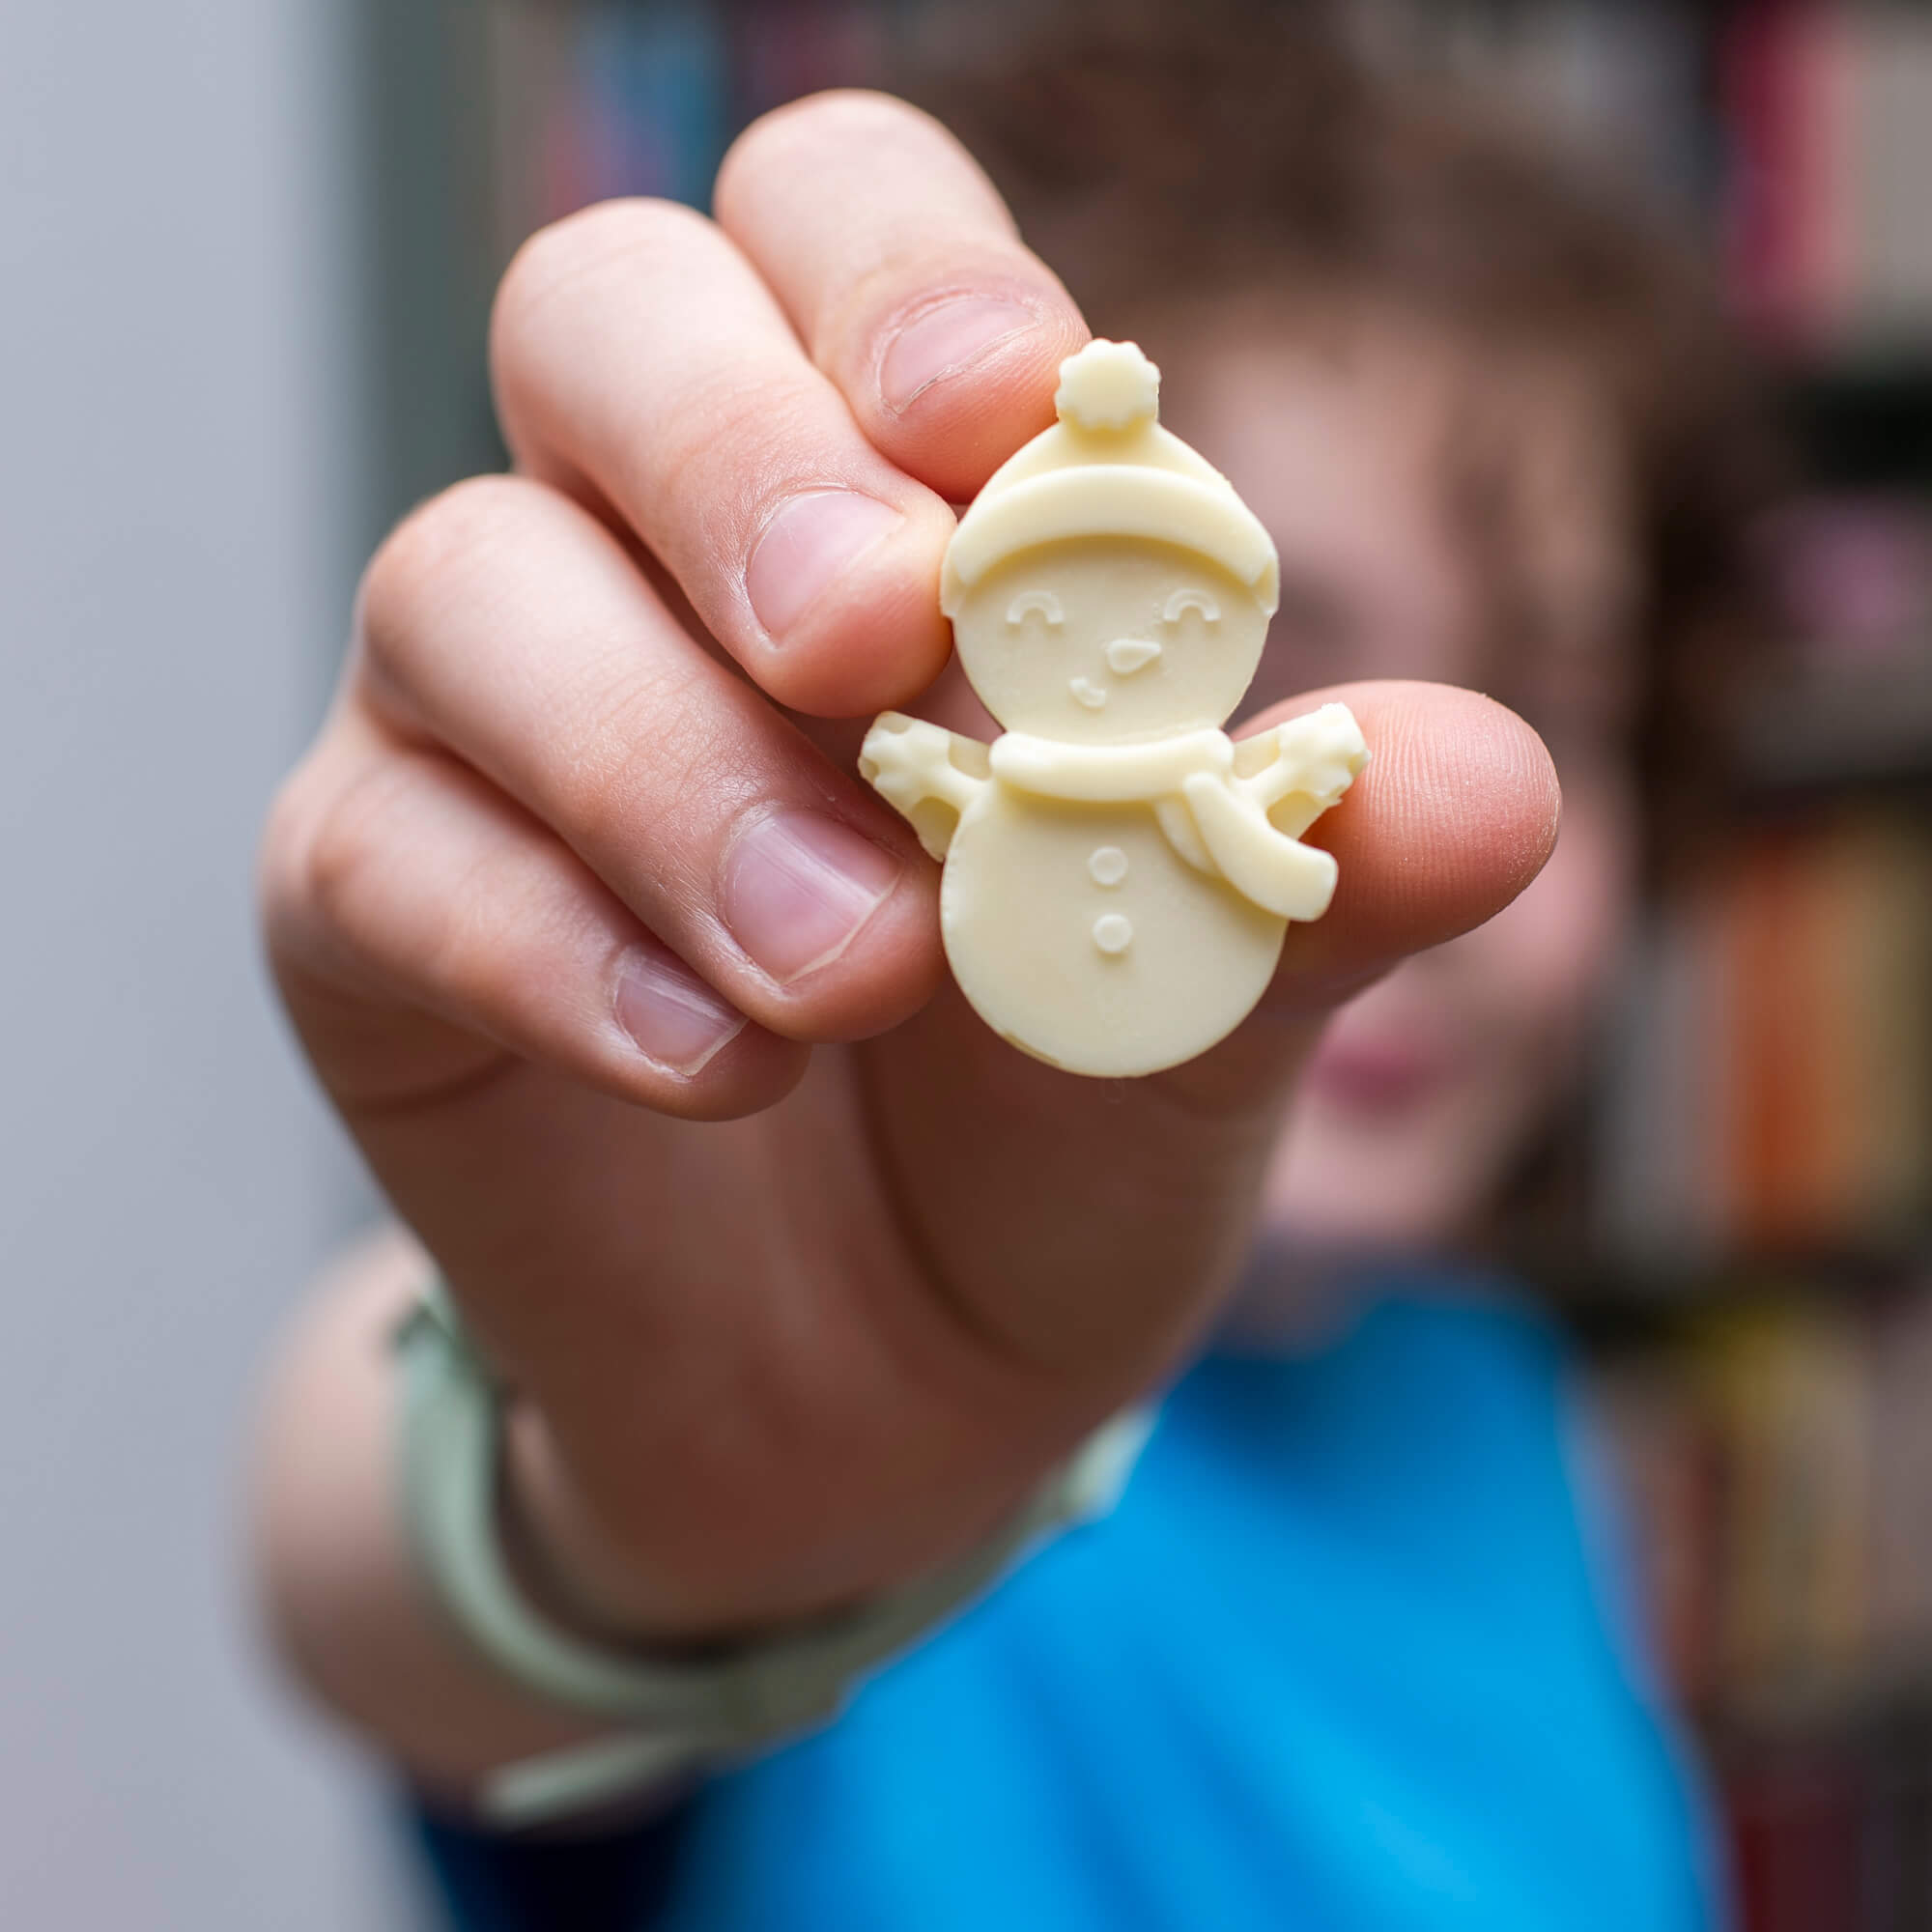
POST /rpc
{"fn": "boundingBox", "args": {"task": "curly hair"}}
[894,2,1779,877]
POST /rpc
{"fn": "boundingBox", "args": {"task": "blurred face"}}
[1168,306,1641,1284]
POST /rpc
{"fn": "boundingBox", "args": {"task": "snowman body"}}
[859,340,1367,1079]
[942,783,1285,1075]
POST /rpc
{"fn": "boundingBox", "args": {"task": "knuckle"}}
[717,89,938,219]
[491,197,716,380]
[256,757,327,952]
[358,475,531,682]
[290,755,412,965]
[642,379,822,535]
[560,669,721,867]
[256,742,393,979]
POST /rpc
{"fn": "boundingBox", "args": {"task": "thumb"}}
[1257,678,1563,1012]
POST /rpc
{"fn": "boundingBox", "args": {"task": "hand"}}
[259,92,1559,1641]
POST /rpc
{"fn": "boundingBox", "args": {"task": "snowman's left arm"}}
[859,712,989,860]
[1236,701,1370,838]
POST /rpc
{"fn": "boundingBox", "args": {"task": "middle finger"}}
[491,197,957,720]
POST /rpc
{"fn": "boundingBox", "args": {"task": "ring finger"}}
[353,471,943,1042]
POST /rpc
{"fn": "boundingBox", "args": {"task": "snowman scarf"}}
[988,702,1366,924]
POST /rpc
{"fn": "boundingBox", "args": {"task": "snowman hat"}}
[941,340,1280,618]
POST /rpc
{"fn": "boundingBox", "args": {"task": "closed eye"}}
[1007,590,1065,627]
[1162,588,1220,626]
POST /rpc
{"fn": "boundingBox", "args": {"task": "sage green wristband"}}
[393,1283,1151,1826]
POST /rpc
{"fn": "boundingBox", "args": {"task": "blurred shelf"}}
[1781,362,1932,492]
[1726,669,1932,799]
[1543,1247,1932,1338]
[1700,1652,1932,1755]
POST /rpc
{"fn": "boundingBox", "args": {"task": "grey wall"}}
[1,2,406,1923]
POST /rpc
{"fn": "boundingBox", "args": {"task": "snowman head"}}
[943,341,1279,745]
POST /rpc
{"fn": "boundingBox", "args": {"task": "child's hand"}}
[259,92,1559,1641]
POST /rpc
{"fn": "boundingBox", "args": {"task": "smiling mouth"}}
[1069,639,1163,710]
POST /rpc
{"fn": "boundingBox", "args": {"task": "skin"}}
[1168,319,1641,1288]
[250,92,1563,1797]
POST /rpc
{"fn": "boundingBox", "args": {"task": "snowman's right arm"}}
[859,713,990,860]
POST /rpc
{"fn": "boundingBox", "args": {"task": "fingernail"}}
[881,296,1037,412]
[614,946,746,1075]
[745,490,902,640]
[724,810,900,984]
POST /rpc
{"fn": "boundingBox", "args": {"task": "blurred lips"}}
[1302,1024,1454,1113]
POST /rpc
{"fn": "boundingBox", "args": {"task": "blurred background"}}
[4,1,1929,1926]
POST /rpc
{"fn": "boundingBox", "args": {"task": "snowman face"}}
[951,538,1268,744]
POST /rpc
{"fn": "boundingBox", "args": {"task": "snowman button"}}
[1088,845,1129,887]
[1093,913,1133,955]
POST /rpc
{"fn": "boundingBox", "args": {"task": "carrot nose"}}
[1104,638,1162,674]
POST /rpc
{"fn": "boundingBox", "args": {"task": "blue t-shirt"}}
[414,1287,1723,1930]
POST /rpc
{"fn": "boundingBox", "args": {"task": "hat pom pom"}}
[1054,340,1160,432]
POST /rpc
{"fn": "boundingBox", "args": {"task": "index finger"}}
[716,91,1090,504]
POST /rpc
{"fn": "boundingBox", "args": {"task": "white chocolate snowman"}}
[861,340,1368,1077]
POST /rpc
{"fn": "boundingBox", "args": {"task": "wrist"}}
[498,1402,730,1650]
[497,1401,885,1649]
[496,1390,1061,1649]
[393,1281,1156,1826]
